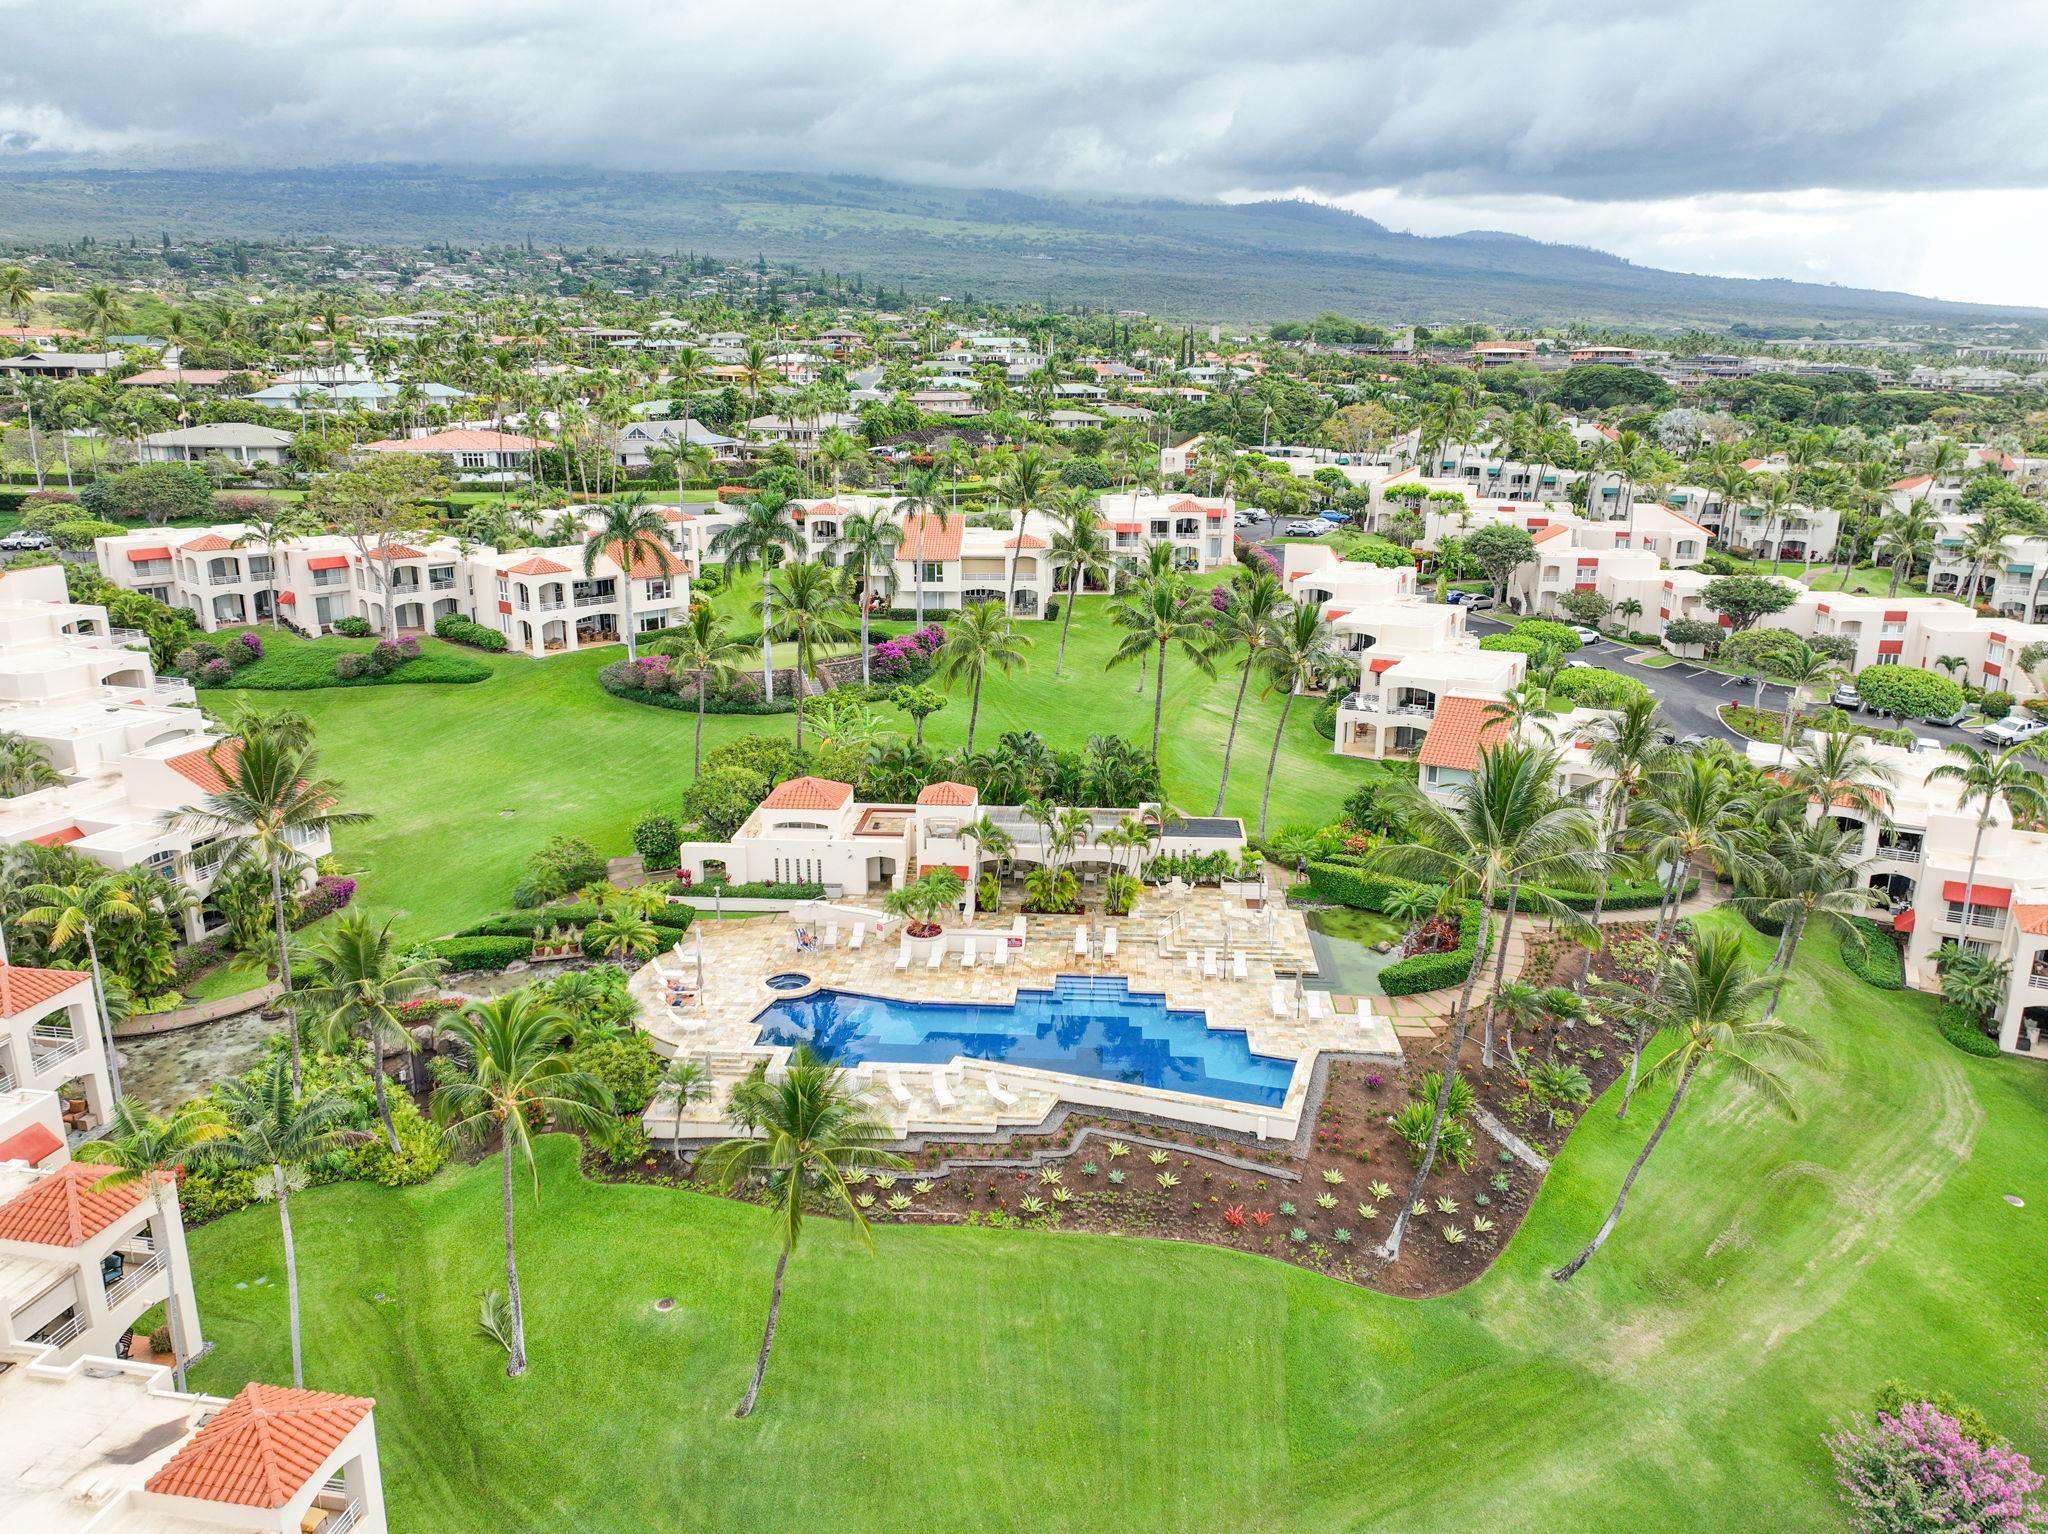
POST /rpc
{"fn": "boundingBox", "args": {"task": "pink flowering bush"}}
[1826,1402,2046,1532]
[870,624,945,682]
[1210,585,1232,612]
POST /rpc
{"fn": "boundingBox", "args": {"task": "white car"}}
[1569,625,1602,645]
[1284,520,1326,537]
[1980,715,2048,748]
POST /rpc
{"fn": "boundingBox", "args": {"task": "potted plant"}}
[883,868,966,938]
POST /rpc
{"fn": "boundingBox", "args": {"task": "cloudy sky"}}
[12,0,2048,303]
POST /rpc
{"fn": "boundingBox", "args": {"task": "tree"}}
[1927,742,2048,934]
[698,1044,908,1416]
[709,491,803,701]
[207,1053,365,1387]
[1553,926,1818,1280]
[1253,603,1339,836]
[0,730,62,796]
[431,991,617,1378]
[1739,819,1884,1017]
[101,463,214,526]
[1107,572,1217,761]
[1851,664,1964,722]
[1700,574,1797,633]
[891,683,946,747]
[1663,616,1723,650]
[1556,589,1611,628]
[233,502,313,630]
[307,455,445,639]
[1759,639,1844,763]
[937,601,1030,757]
[838,511,903,683]
[1046,489,1111,677]
[892,467,947,623]
[1465,523,1536,603]
[583,495,677,664]
[1210,568,1287,815]
[881,867,966,936]
[647,605,746,775]
[1578,696,1666,974]
[1367,741,1598,1260]
[294,909,444,1150]
[763,560,856,751]
[584,903,661,966]
[994,444,1050,614]
[75,1098,227,1390]
[167,731,369,1097]
[19,873,145,1100]
[1874,501,1939,597]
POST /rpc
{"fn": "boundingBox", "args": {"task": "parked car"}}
[1462,594,1496,611]
[1920,705,1970,728]
[1569,625,1602,645]
[1980,715,2048,747]
[1831,685,1863,709]
[1909,736,1944,755]
[0,529,52,552]
[1284,520,1326,537]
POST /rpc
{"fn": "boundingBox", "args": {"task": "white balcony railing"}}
[1944,906,2007,931]
[208,573,242,587]
[320,1499,366,1534]
[32,1313,85,1350]
[30,1026,84,1070]
[105,1251,165,1307]
[2030,972,2048,991]
[1875,843,1923,864]
[0,1066,14,1091]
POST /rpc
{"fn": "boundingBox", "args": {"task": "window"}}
[921,561,944,582]
[458,451,487,469]
[811,521,838,540]
[646,579,671,601]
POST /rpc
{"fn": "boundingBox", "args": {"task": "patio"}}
[634,886,1400,1146]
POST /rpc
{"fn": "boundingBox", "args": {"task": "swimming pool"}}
[751,974,1295,1107]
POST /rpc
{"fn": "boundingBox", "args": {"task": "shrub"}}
[1979,690,2014,721]
[1390,1102,1475,1170]
[512,835,607,908]
[632,814,682,874]
[179,1164,258,1223]
[99,462,215,525]
[1491,876,1692,913]
[1853,664,1964,721]
[1662,617,1723,650]
[574,1037,662,1115]
[344,1095,449,1186]
[462,902,694,939]
[1837,918,1904,990]
[1825,1402,2043,1532]
[1872,1381,2000,1450]
[50,516,126,549]
[668,878,819,901]
[333,652,369,680]
[421,935,534,970]
[331,616,374,637]
[1301,863,1491,995]
[198,658,235,686]
[1935,1004,2002,1058]
[434,613,509,651]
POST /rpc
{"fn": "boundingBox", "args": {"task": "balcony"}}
[537,599,565,611]
[0,1065,14,1091]
[31,1313,85,1349]
[575,593,613,609]
[430,574,457,590]
[30,1026,85,1071]
[312,574,347,589]
[2030,971,2048,991]
[104,1250,165,1307]
[1874,841,1922,864]
[1944,906,2006,932]
[208,572,242,587]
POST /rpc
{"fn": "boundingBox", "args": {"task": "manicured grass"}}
[184,909,2048,1533]
[207,582,1383,940]
[197,627,491,690]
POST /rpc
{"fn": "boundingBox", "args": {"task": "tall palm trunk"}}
[1055,569,1079,676]
[1148,639,1167,760]
[965,674,985,757]
[622,572,638,662]
[156,1183,195,1391]
[271,857,300,1098]
[369,1045,399,1151]
[82,925,124,1100]
[759,568,775,702]
[1554,1054,1698,1281]
[1257,689,1297,837]
[1213,652,1255,815]
[1004,508,1030,615]
[1619,859,1687,1118]
[694,688,707,775]
[1479,876,1522,1072]
[1763,911,1805,1022]
[733,1243,790,1418]
[501,1146,528,1378]
[857,558,872,685]
[1379,885,1492,1263]
[1960,812,1988,928]
[24,400,43,488]
[275,1163,306,1387]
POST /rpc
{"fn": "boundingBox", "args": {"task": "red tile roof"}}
[165,739,241,795]
[916,780,978,806]
[361,428,543,454]
[503,556,572,577]
[366,544,426,561]
[1889,474,1934,491]
[600,538,683,581]
[1532,525,1571,544]
[1003,534,1048,550]
[181,534,236,553]
[126,546,171,562]
[899,514,963,562]
[147,1383,375,1508]
[0,963,89,1018]
[0,1162,147,1246]
[761,776,854,811]
[1415,695,1510,772]
[0,1122,62,1167]
[2015,903,2048,936]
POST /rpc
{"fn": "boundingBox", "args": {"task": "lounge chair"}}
[992,940,1010,968]
[823,922,839,948]
[1270,983,1288,1018]
[960,938,977,969]
[986,1071,1019,1109]
[1305,989,1331,1020]
[1102,926,1118,960]
[1232,951,1249,981]
[931,1067,957,1108]
[886,1067,912,1106]
[848,923,866,951]
[1202,948,1220,979]
[1186,948,1199,975]
[927,943,945,970]
[1073,927,1090,958]
[895,937,912,971]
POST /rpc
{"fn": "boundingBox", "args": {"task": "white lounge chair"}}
[1103,926,1118,960]
[886,1067,912,1106]
[960,938,977,969]
[992,940,1010,968]
[1202,948,1220,979]
[1073,927,1090,958]
[1232,951,1249,982]
[823,922,840,948]
[931,1067,957,1108]
[986,1072,1019,1109]
[927,943,945,970]
[1305,989,1331,1020]
[1186,949,1199,975]
[848,923,866,951]
[895,937,912,971]
[1270,983,1288,1018]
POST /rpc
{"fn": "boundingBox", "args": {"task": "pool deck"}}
[636,888,1401,1145]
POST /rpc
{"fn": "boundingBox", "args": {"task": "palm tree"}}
[1874,501,1939,597]
[584,495,676,663]
[994,445,1050,614]
[1787,728,1896,823]
[709,492,803,701]
[207,1054,365,1387]
[1209,569,1286,814]
[0,264,35,325]
[1737,819,1884,1018]
[1927,742,2048,931]
[1760,638,1844,764]
[166,733,368,1097]
[656,1055,710,1165]
[1579,694,1669,952]
[75,1098,227,1390]
[647,606,746,775]
[19,874,144,1099]
[584,904,661,967]
[1958,506,2019,609]
[1107,573,1217,762]
[78,283,127,346]
[698,1044,908,1417]
[1047,488,1111,677]
[233,503,312,630]
[763,560,857,751]
[838,512,902,683]
[0,730,61,796]
[1252,604,1338,837]
[1367,740,1598,1260]
[1552,926,1819,1280]
[293,909,445,1150]
[937,601,1031,757]
[430,992,616,1378]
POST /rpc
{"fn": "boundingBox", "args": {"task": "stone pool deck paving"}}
[636,888,1400,1145]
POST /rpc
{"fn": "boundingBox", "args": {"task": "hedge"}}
[1836,917,1904,990]
[1936,1005,2002,1058]
[1301,862,1491,997]
[434,614,508,652]
[598,676,798,715]
[1489,876,1695,913]
[422,935,534,970]
[460,902,696,938]
[671,878,825,900]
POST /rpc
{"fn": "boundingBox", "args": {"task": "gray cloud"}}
[4,0,2042,203]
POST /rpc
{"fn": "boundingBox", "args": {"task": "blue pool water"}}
[751,974,1295,1107]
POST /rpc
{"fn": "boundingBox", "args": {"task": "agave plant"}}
[1315,1192,1338,1210]
[1356,1203,1380,1221]
[1412,1200,1428,1217]
[1333,1228,1353,1244]
[1107,1169,1125,1185]
[1079,1161,1098,1176]
[1038,1166,1064,1186]
[1288,1227,1307,1244]
[886,1193,911,1211]
[1435,1195,1459,1214]
[1147,1148,1170,1165]
[1442,1226,1467,1245]
[1471,1215,1495,1233]
[1106,1140,1129,1159]
[856,1191,876,1209]
[846,1167,871,1185]
[1279,1201,1296,1216]
[1370,1180,1393,1200]
[1155,1170,1180,1189]
[1322,1168,1346,1185]
[1051,1186,1074,1204]
[913,1180,934,1195]
[874,1173,898,1190]
[1019,1194,1047,1215]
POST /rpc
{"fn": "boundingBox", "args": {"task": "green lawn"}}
[184,910,2048,1533]
[207,583,1382,940]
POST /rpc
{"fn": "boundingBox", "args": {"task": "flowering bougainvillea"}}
[1825,1402,2045,1533]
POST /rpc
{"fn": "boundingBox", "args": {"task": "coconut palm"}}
[583,495,677,663]
[881,867,966,936]
[709,491,803,701]
[233,503,314,630]
[293,909,444,1151]
[1553,926,1819,1280]
[1107,572,1217,762]
[166,732,368,1097]
[1579,694,1669,951]
[1367,741,1598,1260]
[0,264,35,325]
[75,1098,227,1390]
[206,1054,366,1386]
[647,606,747,775]
[994,444,1051,613]
[1958,506,2019,609]
[1252,604,1339,837]
[1047,488,1112,677]
[937,601,1031,757]
[1927,741,2048,930]
[762,560,857,752]
[430,991,616,1378]
[1759,638,1844,764]
[583,905,661,968]
[18,873,144,1099]
[1874,501,1939,597]
[0,730,61,796]
[698,1044,909,1416]
[837,511,903,683]
[1786,728,1896,823]
[1737,819,1885,1017]
[892,466,947,623]
[656,1055,710,1166]
[1209,568,1286,814]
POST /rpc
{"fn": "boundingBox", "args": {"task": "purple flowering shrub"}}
[233,630,263,663]
[1826,1402,2045,1533]
[198,658,235,686]
[1210,585,1232,612]
[871,623,946,682]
